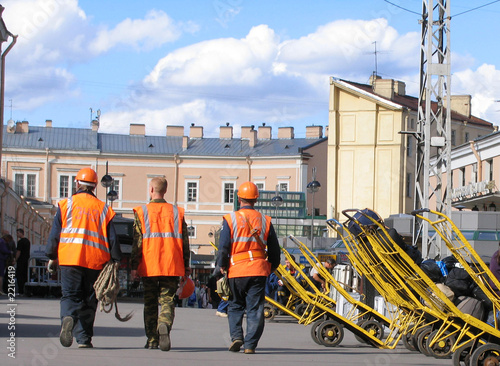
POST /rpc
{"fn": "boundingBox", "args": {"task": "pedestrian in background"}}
[46,167,121,348]
[130,177,191,351]
[0,235,12,295]
[2,232,16,294]
[16,228,31,296]
[216,181,280,354]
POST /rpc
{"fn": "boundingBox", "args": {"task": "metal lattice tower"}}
[413,0,452,259]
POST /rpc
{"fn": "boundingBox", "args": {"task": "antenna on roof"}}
[9,99,12,120]
[89,108,93,125]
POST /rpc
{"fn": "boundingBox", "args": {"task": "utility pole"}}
[414,0,452,259]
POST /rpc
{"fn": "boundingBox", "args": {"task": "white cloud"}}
[1,0,194,112]
[90,10,190,54]
[453,64,500,123]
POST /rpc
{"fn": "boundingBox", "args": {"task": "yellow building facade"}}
[327,76,496,221]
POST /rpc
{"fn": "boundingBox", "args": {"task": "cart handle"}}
[410,208,430,216]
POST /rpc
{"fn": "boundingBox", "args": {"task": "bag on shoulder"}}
[216,275,232,299]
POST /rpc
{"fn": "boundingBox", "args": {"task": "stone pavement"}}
[0,297,451,366]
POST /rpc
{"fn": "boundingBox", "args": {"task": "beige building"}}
[327,76,496,221]
[1,121,328,258]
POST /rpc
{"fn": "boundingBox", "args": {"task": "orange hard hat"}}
[75,167,98,186]
[177,276,195,299]
[237,181,259,200]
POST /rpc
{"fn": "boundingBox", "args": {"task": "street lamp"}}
[272,185,283,237]
[101,161,117,205]
[307,167,321,251]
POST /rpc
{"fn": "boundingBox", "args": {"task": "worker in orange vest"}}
[46,167,122,349]
[130,177,191,351]
[216,181,280,354]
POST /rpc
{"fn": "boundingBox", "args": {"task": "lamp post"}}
[101,161,117,205]
[271,185,283,238]
[307,167,321,251]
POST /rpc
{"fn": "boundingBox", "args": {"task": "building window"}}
[460,167,466,186]
[465,132,470,142]
[187,182,198,202]
[15,173,37,197]
[187,224,196,238]
[255,182,265,190]
[279,182,289,192]
[59,174,77,198]
[410,118,415,129]
[111,179,121,200]
[406,173,412,198]
[488,159,494,182]
[451,130,456,146]
[224,182,235,203]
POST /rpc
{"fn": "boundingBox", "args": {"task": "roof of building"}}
[337,79,494,129]
[3,125,327,158]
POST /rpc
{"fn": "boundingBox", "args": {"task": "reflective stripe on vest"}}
[229,211,267,246]
[225,210,272,278]
[60,197,111,254]
[141,204,182,240]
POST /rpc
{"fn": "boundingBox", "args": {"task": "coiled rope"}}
[94,261,133,322]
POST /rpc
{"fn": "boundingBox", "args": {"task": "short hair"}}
[150,177,168,195]
[326,258,336,266]
[288,255,296,262]
[17,228,24,235]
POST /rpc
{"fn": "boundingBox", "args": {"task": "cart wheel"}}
[411,326,429,353]
[452,342,473,366]
[354,320,367,344]
[310,319,324,345]
[263,304,276,322]
[426,330,455,359]
[402,331,418,352]
[416,327,433,357]
[360,320,384,340]
[294,303,307,317]
[317,320,344,347]
[470,343,500,366]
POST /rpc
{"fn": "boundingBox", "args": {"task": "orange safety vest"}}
[224,208,272,278]
[58,193,115,270]
[134,202,185,277]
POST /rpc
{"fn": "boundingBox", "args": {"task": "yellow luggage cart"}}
[349,208,494,365]
[289,234,402,347]
[412,208,500,366]
[326,217,437,353]
[273,244,400,349]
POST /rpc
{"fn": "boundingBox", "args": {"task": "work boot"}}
[60,316,74,348]
[228,339,243,352]
[158,323,171,351]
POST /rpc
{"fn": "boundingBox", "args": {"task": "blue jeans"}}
[217,299,229,313]
[60,266,100,345]
[228,276,266,350]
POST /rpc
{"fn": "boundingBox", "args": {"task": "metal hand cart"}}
[289,234,403,347]
[273,244,402,349]
[412,208,500,366]
[327,216,442,354]
[350,208,495,365]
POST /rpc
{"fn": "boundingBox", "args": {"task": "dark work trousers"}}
[228,276,267,351]
[60,266,100,345]
[16,261,28,295]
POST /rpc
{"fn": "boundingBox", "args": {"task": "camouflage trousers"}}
[142,276,180,342]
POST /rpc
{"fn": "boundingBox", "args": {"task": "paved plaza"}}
[0,297,451,366]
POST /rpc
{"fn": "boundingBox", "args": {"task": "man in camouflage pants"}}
[130,177,191,351]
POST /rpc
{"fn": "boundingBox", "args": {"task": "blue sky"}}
[3,0,500,138]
